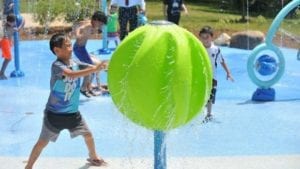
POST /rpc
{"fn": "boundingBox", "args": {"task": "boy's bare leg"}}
[81,75,91,91]
[90,56,109,92]
[83,133,106,165]
[0,59,10,80]
[206,101,212,118]
[25,139,49,169]
[80,75,94,97]
[90,55,102,90]
[95,71,108,91]
[203,101,213,123]
[95,71,101,89]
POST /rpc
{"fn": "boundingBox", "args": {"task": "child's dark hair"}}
[49,33,68,55]
[199,26,214,37]
[91,11,107,24]
[6,13,16,22]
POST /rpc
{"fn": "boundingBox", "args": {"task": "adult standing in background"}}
[110,0,146,40]
[163,0,188,25]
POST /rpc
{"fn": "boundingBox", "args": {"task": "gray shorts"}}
[39,111,91,142]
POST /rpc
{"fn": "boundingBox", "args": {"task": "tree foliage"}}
[183,0,294,17]
[32,0,298,25]
[33,0,99,25]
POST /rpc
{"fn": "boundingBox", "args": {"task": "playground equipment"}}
[2,0,24,77]
[108,21,212,169]
[247,0,300,101]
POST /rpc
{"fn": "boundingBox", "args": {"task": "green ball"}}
[108,21,212,130]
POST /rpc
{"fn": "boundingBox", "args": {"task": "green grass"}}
[145,1,271,35]
[147,1,299,37]
[20,0,299,37]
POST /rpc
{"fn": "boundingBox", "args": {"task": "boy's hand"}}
[95,63,102,71]
[100,60,108,69]
[95,61,108,71]
[227,73,234,82]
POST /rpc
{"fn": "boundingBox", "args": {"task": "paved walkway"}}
[2,155,300,169]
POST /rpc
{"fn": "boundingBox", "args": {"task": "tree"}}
[32,0,100,25]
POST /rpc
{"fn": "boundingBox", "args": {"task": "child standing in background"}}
[163,0,188,25]
[110,0,146,40]
[107,4,120,48]
[0,13,25,80]
[199,26,234,122]
[73,11,108,97]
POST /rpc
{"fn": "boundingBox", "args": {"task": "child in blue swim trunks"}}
[73,11,108,97]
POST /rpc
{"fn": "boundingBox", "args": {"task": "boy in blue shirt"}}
[25,33,106,169]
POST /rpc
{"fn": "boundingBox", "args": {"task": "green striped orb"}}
[108,21,212,131]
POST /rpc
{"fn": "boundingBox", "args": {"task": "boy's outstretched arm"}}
[221,60,234,82]
[182,4,188,14]
[62,62,103,79]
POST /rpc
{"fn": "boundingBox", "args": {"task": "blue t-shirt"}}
[45,59,88,114]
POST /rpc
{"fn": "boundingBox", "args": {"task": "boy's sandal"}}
[80,90,92,98]
[100,84,108,90]
[89,90,102,96]
[202,115,213,123]
[86,158,107,166]
[101,89,110,95]
[93,84,108,91]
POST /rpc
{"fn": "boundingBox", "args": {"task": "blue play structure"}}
[2,0,24,77]
[247,0,300,101]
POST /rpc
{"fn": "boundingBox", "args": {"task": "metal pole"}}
[154,130,166,169]
[10,0,24,77]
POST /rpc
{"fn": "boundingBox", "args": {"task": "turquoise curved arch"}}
[247,0,299,88]
[247,43,285,88]
[265,0,300,44]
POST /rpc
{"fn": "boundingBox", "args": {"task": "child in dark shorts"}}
[25,33,107,169]
[199,26,234,122]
